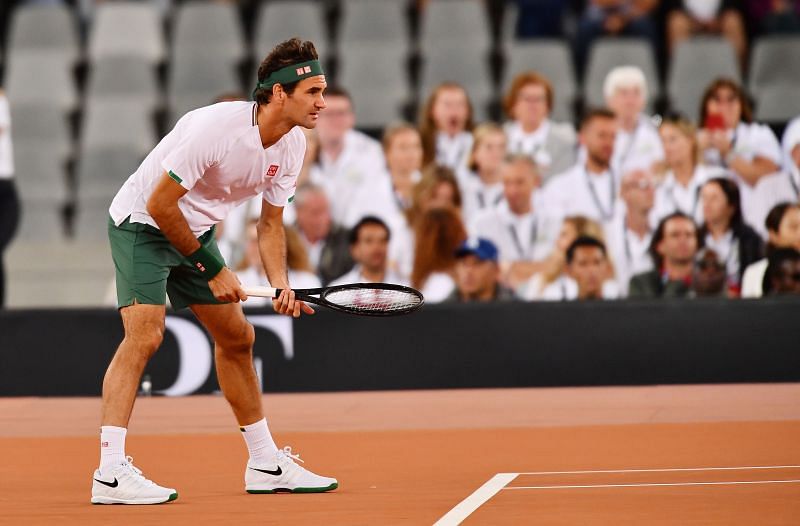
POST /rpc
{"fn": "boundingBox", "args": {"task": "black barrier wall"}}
[1,299,799,396]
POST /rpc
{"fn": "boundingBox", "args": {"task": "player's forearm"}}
[146,198,202,256]
[257,221,290,289]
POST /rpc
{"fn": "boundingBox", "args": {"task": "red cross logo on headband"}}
[295,66,312,76]
[266,164,279,177]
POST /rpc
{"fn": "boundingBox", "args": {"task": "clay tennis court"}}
[2,384,799,525]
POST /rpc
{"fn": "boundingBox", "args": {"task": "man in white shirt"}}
[309,86,386,226]
[605,169,656,296]
[543,109,618,228]
[471,155,559,287]
[603,66,664,176]
[753,117,800,238]
[99,39,337,506]
[329,216,407,286]
[540,236,619,301]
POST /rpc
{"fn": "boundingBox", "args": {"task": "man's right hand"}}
[208,267,248,303]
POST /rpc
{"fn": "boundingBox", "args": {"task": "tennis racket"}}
[242,282,425,316]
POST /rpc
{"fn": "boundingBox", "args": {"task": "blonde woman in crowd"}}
[390,164,463,278]
[519,216,609,300]
[652,115,726,225]
[418,82,474,171]
[502,71,576,181]
[410,207,467,303]
[458,123,507,224]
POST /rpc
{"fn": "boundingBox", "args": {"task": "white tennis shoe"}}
[245,446,338,494]
[91,456,178,505]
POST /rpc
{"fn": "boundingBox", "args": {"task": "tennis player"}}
[92,38,337,505]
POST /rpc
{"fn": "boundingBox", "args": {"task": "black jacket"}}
[699,223,764,284]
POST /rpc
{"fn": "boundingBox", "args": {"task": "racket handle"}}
[242,285,280,298]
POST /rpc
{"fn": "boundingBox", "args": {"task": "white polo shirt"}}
[539,275,620,301]
[110,101,304,236]
[469,198,558,264]
[652,164,726,226]
[457,169,505,225]
[0,93,14,179]
[328,265,408,287]
[604,210,654,297]
[543,163,617,227]
[310,129,385,227]
[703,122,783,168]
[436,131,473,171]
[612,115,664,175]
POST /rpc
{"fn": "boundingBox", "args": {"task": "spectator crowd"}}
[227,68,800,304]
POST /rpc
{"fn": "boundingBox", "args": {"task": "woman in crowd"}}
[741,202,800,298]
[502,71,576,181]
[698,177,764,295]
[418,82,474,171]
[458,123,507,224]
[236,221,321,307]
[653,115,726,225]
[0,88,18,309]
[345,123,424,228]
[410,207,466,303]
[519,215,609,300]
[698,78,782,197]
[603,66,664,177]
[390,164,463,278]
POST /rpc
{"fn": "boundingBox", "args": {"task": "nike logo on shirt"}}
[94,477,119,488]
[249,466,282,476]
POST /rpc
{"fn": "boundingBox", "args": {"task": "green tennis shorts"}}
[108,216,227,310]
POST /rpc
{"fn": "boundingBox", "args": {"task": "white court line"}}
[517,465,800,476]
[504,479,800,490]
[433,473,518,526]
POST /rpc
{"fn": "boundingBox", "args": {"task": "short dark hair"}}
[648,212,700,268]
[579,108,616,131]
[349,216,390,245]
[763,247,800,295]
[322,85,351,102]
[765,202,800,256]
[699,77,752,126]
[254,38,319,105]
[566,236,607,264]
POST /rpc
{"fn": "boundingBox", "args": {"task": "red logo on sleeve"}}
[266,165,279,177]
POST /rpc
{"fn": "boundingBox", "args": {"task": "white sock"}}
[99,425,127,473]
[240,418,278,465]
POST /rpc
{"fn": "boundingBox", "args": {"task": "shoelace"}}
[121,456,156,486]
[279,446,304,464]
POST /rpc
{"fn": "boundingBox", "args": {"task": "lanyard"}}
[584,167,616,221]
[437,134,468,168]
[666,176,701,218]
[616,120,641,170]
[507,214,539,259]
[622,222,651,268]
[789,169,800,199]
[476,186,504,209]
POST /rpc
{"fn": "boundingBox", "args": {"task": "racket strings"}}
[323,288,422,313]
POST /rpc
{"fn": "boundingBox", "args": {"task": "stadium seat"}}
[81,100,156,157]
[172,2,245,64]
[420,0,491,53]
[15,201,66,242]
[168,57,241,125]
[86,57,160,110]
[748,36,800,100]
[74,199,118,241]
[254,1,328,60]
[7,3,79,63]
[88,2,166,64]
[667,37,740,121]
[10,105,72,160]
[13,146,69,202]
[76,146,143,202]
[5,52,77,111]
[754,85,800,123]
[583,38,660,111]
[502,39,576,122]
[419,43,492,122]
[338,45,408,128]
[340,0,408,46]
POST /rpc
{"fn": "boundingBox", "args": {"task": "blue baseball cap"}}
[455,237,499,262]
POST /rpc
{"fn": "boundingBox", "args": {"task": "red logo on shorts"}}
[266,165,279,177]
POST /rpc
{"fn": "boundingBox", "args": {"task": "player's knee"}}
[219,322,255,354]
[126,322,165,356]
